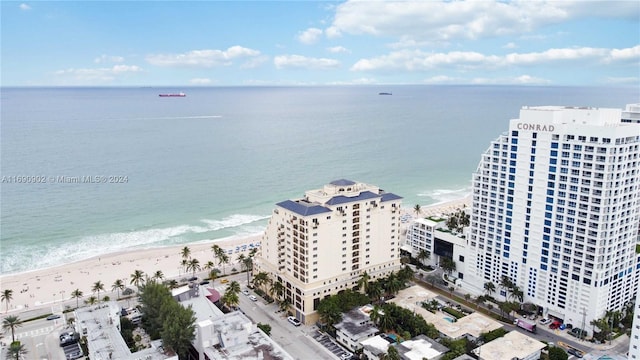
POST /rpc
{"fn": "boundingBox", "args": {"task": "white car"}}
[242,290,250,296]
[539,318,552,325]
[340,353,352,360]
[287,316,301,326]
[249,295,258,301]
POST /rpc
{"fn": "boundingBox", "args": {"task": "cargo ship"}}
[159,92,186,97]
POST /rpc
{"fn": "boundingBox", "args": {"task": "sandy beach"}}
[0,234,262,314]
[0,195,471,315]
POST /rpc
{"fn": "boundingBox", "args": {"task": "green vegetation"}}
[479,328,507,342]
[442,307,464,319]
[439,338,468,360]
[139,281,196,358]
[548,346,569,360]
[371,302,439,339]
[317,289,370,327]
[257,323,271,336]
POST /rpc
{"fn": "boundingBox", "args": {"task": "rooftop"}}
[396,334,449,360]
[334,306,379,339]
[75,301,175,360]
[473,330,545,360]
[388,285,502,340]
[361,335,391,356]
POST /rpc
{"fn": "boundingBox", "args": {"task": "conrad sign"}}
[516,123,555,132]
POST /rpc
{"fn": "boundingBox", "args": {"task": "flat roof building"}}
[462,105,640,327]
[254,180,403,324]
[334,305,379,352]
[473,330,545,360]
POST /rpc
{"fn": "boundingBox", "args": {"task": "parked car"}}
[569,328,587,339]
[340,353,352,360]
[249,295,258,301]
[567,348,584,358]
[220,279,229,284]
[47,314,61,320]
[549,321,562,329]
[287,316,301,326]
[540,318,552,325]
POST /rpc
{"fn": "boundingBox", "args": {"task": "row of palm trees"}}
[482,276,523,303]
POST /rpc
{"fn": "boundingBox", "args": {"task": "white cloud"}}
[351,45,640,73]
[94,54,125,64]
[329,1,571,42]
[189,78,212,85]
[327,46,349,54]
[351,50,500,72]
[503,42,517,49]
[54,65,142,83]
[146,46,261,67]
[605,45,640,63]
[298,28,323,45]
[19,3,31,10]
[505,47,607,65]
[471,75,551,85]
[274,55,340,70]
[604,76,639,84]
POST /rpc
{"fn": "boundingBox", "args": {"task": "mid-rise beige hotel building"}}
[253,179,403,324]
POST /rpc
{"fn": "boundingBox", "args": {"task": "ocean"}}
[1,85,638,275]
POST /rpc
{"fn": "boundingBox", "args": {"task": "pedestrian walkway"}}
[15,325,55,340]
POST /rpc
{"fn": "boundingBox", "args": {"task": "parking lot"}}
[313,331,352,359]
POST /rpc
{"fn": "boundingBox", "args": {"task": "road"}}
[221,274,337,360]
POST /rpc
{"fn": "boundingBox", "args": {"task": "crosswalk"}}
[15,325,55,339]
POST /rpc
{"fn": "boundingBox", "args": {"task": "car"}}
[540,318,552,325]
[287,316,301,326]
[340,353,352,360]
[569,328,587,339]
[567,348,584,358]
[47,314,61,320]
[549,321,561,330]
[220,278,229,284]
[249,295,258,301]
[242,290,250,296]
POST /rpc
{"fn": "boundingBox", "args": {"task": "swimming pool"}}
[443,317,455,323]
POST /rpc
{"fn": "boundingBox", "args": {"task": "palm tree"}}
[500,275,513,300]
[1,289,13,313]
[237,253,246,269]
[152,270,165,282]
[166,279,179,289]
[85,296,97,305]
[204,261,216,271]
[187,258,201,277]
[413,204,422,216]
[2,315,22,343]
[219,252,229,275]
[510,286,524,303]
[181,258,189,273]
[130,269,145,291]
[242,256,253,284]
[208,269,220,283]
[6,341,28,360]
[357,271,371,295]
[271,280,285,303]
[92,281,105,303]
[112,279,125,299]
[71,289,83,309]
[366,281,383,304]
[228,281,241,295]
[483,281,496,297]
[440,257,456,275]
[181,246,191,261]
[252,272,270,295]
[221,290,239,311]
[416,249,430,266]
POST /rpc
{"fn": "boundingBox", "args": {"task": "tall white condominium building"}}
[254,179,403,324]
[630,292,640,359]
[462,105,640,327]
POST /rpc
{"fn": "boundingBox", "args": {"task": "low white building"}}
[396,335,448,360]
[334,305,379,352]
[361,335,393,359]
[473,331,545,360]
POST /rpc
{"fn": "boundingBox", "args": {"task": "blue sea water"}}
[1,85,638,275]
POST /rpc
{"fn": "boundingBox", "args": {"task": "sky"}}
[1,1,639,87]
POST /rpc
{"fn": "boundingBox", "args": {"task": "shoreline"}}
[0,195,471,315]
[0,234,263,314]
